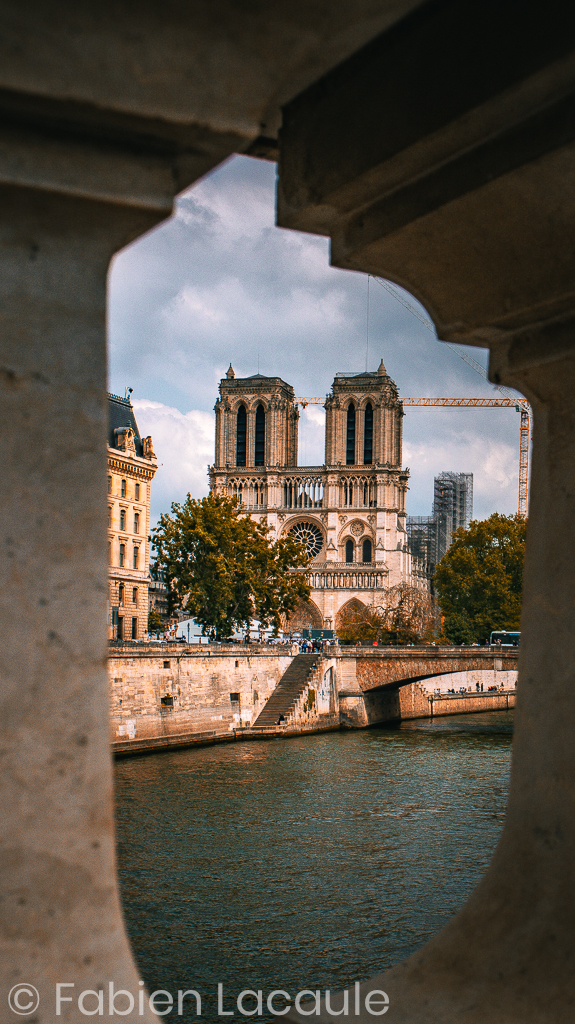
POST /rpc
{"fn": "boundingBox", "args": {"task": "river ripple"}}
[115,712,513,1020]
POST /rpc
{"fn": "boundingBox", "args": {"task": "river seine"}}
[115,712,513,1021]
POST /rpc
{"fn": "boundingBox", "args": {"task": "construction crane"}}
[369,276,531,517]
[402,398,530,518]
[295,394,530,518]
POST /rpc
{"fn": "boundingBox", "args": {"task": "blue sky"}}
[108,155,525,525]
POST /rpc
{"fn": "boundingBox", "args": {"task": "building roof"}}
[107,393,144,457]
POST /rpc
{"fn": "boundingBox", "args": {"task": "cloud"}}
[132,399,213,523]
[109,154,529,524]
[404,425,519,520]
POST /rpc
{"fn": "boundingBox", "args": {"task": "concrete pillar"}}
[0,185,162,1023]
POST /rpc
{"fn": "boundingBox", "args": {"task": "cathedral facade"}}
[209,361,424,632]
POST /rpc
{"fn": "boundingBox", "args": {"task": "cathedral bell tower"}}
[213,366,299,470]
[209,366,300,517]
[324,358,403,467]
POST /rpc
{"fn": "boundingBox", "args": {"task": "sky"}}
[108,154,527,526]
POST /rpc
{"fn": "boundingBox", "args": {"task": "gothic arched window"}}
[255,404,265,466]
[346,403,356,465]
[364,402,373,464]
[236,405,246,466]
[345,538,354,563]
[362,538,372,563]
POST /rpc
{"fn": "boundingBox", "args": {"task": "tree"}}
[151,493,310,639]
[433,513,526,644]
[337,585,441,645]
[147,608,164,635]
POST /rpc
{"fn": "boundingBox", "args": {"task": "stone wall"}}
[110,646,517,754]
[110,645,295,753]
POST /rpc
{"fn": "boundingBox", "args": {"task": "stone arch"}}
[336,597,368,629]
[254,403,265,466]
[282,598,322,633]
[246,396,270,412]
[346,401,356,464]
[358,394,377,410]
[236,403,247,466]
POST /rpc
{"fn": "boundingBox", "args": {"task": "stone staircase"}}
[252,654,320,728]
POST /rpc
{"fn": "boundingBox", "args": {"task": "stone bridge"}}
[341,647,519,691]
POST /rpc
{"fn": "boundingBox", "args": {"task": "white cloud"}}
[132,399,213,523]
[404,432,518,521]
[109,155,530,524]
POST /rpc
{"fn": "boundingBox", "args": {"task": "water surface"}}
[115,712,513,1019]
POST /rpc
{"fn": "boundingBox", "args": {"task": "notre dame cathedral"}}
[208,360,425,632]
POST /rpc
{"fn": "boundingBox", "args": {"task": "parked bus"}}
[490,630,520,647]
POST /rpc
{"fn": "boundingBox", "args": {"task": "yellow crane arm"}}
[295,395,530,518]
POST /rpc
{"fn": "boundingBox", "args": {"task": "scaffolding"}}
[433,472,473,563]
[406,516,437,568]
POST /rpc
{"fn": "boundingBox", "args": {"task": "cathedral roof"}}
[220,372,294,392]
[107,393,144,457]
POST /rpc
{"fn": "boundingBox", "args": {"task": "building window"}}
[255,404,265,466]
[118,583,124,606]
[134,512,140,534]
[108,476,112,494]
[121,479,126,498]
[119,544,125,568]
[135,482,140,501]
[362,539,372,563]
[108,507,112,528]
[364,403,373,464]
[120,509,126,530]
[133,547,139,570]
[345,539,354,563]
[230,693,240,703]
[131,617,138,640]
[108,542,112,565]
[346,404,356,464]
[132,587,138,605]
[117,616,124,640]
[236,405,247,466]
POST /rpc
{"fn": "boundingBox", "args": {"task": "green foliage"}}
[151,493,310,639]
[147,608,164,634]
[433,513,526,644]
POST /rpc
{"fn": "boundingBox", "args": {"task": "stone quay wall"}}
[110,644,296,755]
[110,644,518,756]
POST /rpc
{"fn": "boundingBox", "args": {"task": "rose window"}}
[288,521,323,559]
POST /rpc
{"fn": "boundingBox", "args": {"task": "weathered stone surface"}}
[108,647,517,750]
[0,187,163,1022]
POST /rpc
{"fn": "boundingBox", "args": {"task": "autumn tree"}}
[337,585,441,645]
[151,493,310,639]
[434,513,526,644]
